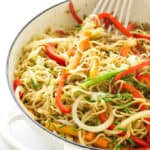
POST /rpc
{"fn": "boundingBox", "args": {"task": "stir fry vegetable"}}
[45,43,66,66]
[70,52,82,69]
[96,13,132,37]
[55,30,65,35]
[55,69,71,113]
[96,12,150,41]
[114,61,150,81]
[13,78,22,91]
[132,33,150,41]
[120,46,131,57]
[89,59,99,79]
[98,113,115,130]
[81,70,122,87]
[46,122,109,148]
[122,147,150,150]
[79,39,92,51]
[130,136,150,147]
[69,0,82,24]
[127,23,137,31]
[103,18,112,29]
[136,73,150,87]
[122,82,143,98]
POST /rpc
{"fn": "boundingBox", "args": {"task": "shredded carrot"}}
[46,122,78,137]
[79,39,92,51]
[120,45,131,57]
[85,132,109,148]
[93,137,109,148]
[67,48,76,56]
[85,132,95,141]
[84,30,92,39]
[71,52,82,69]
[46,122,109,148]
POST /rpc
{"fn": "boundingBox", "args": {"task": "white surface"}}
[0,0,65,150]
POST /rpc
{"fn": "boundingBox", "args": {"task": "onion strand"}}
[72,96,114,132]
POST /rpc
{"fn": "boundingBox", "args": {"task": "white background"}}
[0,0,150,149]
[0,0,65,149]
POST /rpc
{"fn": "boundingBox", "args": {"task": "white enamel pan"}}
[5,0,150,150]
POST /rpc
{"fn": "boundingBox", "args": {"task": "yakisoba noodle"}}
[14,12,150,150]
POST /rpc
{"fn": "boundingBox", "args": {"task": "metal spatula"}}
[92,0,133,32]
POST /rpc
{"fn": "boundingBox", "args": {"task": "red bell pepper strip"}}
[55,69,71,114]
[122,82,143,98]
[98,113,126,136]
[121,81,150,143]
[99,82,149,145]
[147,51,150,59]
[121,81,147,109]
[130,136,150,147]
[69,0,82,24]
[98,112,148,145]
[114,60,150,81]
[136,43,144,52]
[96,13,150,41]
[13,78,24,99]
[13,78,22,91]
[132,49,140,56]
[45,43,66,66]
[122,147,150,150]
[55,30,65,35]
[146,118,150,143]
[121,81,147,110]
[127,23,137,31]
[132,33,150,41]
[97,13,132,37]
[98,113,115,130]
[136,73,150,87]
[103,18,112,29]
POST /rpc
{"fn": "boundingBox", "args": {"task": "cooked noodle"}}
[14,15,150,149]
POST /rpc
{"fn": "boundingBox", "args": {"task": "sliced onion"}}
[104,129,121,135]
[15,86,36,119]
[57,119,72,126]
[104,110,150,135]
[117,110,150,128]
[72,97,114,132]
